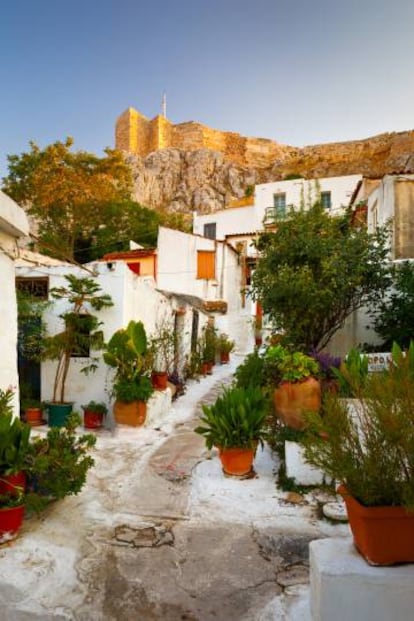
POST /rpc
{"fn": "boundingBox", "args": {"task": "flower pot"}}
[273,377,321,430]
[218,447,255,476]
[0,472,26,496]
[151,371,169,391]
[220,352,230,364]
[338,485,414,566]
[201,361,213,376]
[83,409,104,429]
[0,504,25,544]
[24,407,44,426]
[113,400,147,427]
[46,402,73,428]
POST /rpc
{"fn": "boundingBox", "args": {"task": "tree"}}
[2,138,133,261]
[369,260,414,349]
[251,203,391,352]
[41,275,113,403]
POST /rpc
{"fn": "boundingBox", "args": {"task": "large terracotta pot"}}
[113,400,147,427]
[338,485,414,566]
[218,447,254,476]
[0,504,25,544]
[273,377,321,430]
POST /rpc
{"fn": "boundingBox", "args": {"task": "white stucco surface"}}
[310,538,414,621]
[0,191,29,415]
[285,441,330,487]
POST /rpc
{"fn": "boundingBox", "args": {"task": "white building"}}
[193,175,363,253]
[0,191,29,416]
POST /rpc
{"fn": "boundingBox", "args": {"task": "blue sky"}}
[1,0,414,178]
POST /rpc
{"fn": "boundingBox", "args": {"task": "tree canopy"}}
[369,260,414,349]
[2,138,134,261]
[251,203,391,352]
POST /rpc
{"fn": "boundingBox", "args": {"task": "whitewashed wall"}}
[0,191,29,417]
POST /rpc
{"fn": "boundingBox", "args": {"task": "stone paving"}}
[0,359,346,620]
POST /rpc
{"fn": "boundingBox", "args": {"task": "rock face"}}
[125,128,414,215]
[127,149,257,214]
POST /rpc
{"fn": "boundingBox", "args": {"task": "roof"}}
[102,248,156,261]
[15,248,71,267]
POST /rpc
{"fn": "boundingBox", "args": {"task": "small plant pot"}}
[151,371,169,391]
[0,504,25,544]
[83,410,104,429]
[113,400,147,427]
[46,402,73,428]
[0,472,26,496]
[338,485,414,566]
[220,352,230,364]
[24,407,44,426]
[218,447,255,476]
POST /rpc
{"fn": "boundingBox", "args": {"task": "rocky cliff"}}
[127,129,414,215]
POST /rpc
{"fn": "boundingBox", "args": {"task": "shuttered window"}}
[197,251,216,280]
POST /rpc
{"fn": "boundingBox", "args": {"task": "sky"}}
[1,0,414,178]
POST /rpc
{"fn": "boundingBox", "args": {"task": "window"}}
[321,191,332,210]
[203,222,217,240]
[15,277,49,299]
[273,193,286,217]
[197,251,216,280]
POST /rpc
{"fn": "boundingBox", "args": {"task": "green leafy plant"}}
[195,386,270,450]
[41,275,113,403]
[217,333,235,355]
[81,401,108,416]
[25,413,96,507]
[104,320,154,403]
[0,411,31,476]
[0,387,14,418]
[302,342,414,509]
[234,350,266,390]
[264,345,319,384]
[148,319,176,374]
[201,323,218,363]
[251,203,391,351]
[331,347,369,397]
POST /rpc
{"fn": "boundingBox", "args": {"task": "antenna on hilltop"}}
[162,92,167,119]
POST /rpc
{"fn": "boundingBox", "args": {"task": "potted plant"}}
[0,388,30,543]
[265,345,321,430]
[195,386,269,476]
[149,320,176,390]
[41,275,113,427]
[104,320,154,427]
[217,333,235,364]
[25,413,96,508]
[21,399,44,426]
[81,401,108,429]
[309,350,342,395]
[200,323,217,374]
[303,341,414,566]
[0,388,31,496]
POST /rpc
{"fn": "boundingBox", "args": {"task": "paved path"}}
[0,357,343,620]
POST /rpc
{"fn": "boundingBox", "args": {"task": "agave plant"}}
[195,386,269,450]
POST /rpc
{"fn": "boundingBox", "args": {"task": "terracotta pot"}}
[113,400,147,427]
[0,504,25,544]
[24,407,43,426]
[338,485,414,566]
[220,352,230,364]
[83,410,104,429]
[255,336,263,347]
[0,472,26,496]
[273,377,321,430]
[201,361,213,376]
[218,447,255,476]
[151,371,168,390]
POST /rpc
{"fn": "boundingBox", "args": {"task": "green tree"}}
[369,260,414,349]
[2,138,133,261]
[251,203,391,352]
